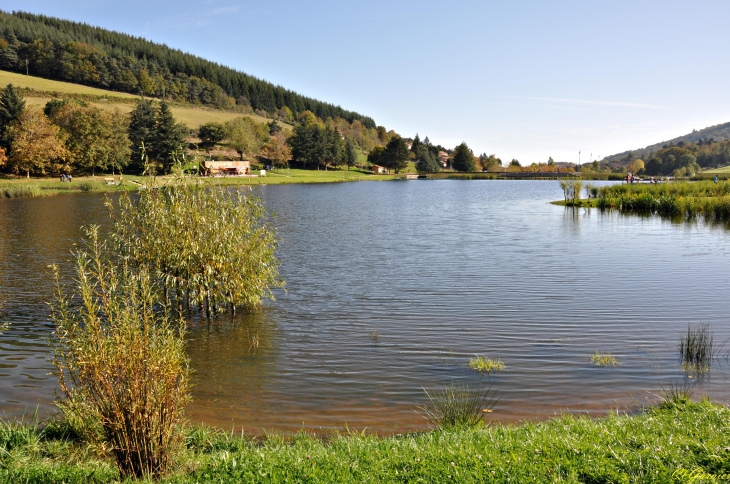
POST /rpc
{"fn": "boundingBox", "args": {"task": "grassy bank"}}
[2,399,729,483]
[0,169,401,198]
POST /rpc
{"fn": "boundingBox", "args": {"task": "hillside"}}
[0,69,286,131]
[604,121,730,162]
[0,10,375,128]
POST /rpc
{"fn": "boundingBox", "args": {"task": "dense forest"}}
[0,10,376,128]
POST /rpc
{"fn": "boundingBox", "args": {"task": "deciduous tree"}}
[6,106,68,177]
[197,122,225,152]
[224,116,270,160]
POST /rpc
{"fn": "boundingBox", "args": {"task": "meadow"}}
[1,70,286,131]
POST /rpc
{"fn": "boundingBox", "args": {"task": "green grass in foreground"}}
[2,400,729,482]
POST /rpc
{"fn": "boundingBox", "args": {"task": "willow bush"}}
[108,174,283,316]
[50,226,190,479]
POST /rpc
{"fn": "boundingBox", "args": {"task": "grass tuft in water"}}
[590,351,617,367]
[659,381,695,409]
[417,381,499,429]
[678,323,713,372]
[468,355,505,373]
[370,330,380,345]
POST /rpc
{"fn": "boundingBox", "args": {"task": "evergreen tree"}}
[128,99,157,171]
[345,139,358,169]
[153,101,187,173]
[415,144,440,173]
[383,136,410,174]
[411,133,421,154]
[0,83,25,147]
[452,142,476,172]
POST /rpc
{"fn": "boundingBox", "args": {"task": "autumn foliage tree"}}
[6,106,68,177]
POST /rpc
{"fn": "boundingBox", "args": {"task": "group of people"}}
[625,172,637,184]
[59,174,73,182]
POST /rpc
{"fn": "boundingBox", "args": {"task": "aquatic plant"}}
[468,355,505,373]
[590,351,617,367]
[50,226,190,479]
[1,184,41,198]
[678,323,713,372]
[559,179,583,205]
[596,181,730,220]
[417,381,498,429]
[659,381,694,409]
[108,157,284,317]
[370,330,380,345]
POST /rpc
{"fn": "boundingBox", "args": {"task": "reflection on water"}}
[1,181,730,434]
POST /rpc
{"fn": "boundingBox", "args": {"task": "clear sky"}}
[5,0,730,163]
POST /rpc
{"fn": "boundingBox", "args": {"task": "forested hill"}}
[0,10,376,128]
[604,121,730,162]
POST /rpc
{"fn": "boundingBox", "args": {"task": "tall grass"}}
[417,381,498,429]
[678,323,713,372]
[50,226,190,479]
[596,181,730,219]
[1,184,41,198]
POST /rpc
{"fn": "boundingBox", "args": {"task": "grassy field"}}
[2,399,729,482]
[1,70,286,131]
[703,165,730,174]
[0,169,402,198]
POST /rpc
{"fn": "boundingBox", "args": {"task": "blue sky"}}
[5,0,730,163]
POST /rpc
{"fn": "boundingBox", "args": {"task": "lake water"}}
[1,180,729,434]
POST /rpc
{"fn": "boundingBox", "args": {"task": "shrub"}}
[50,226,190,479]
[108,175,283,316]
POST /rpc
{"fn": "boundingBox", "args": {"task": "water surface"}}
[1,180,728,433]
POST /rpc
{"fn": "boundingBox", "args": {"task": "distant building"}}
[371,164,387,174]
[438,151,449,168]
[405,141,413,150]
[202,160,251,176]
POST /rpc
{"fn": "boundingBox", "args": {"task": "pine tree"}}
[452,142,476,172]
[128,99,157,172]
[0,84,25,147]
[154,101,187,173]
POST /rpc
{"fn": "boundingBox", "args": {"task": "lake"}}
[1,180,729,434]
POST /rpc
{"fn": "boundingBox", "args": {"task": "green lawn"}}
[2,399,729,482]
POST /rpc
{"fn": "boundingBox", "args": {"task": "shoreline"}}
[2,399,727,482]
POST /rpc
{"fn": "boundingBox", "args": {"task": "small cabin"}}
[202,160,251,176]
[371,164,387,174]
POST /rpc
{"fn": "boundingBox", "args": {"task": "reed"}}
[659,381,694,408]
[590,351,617,367]
[49,226,190,479]
[417,381,498,429]
[1,184,41,198]
[468,355,505,373]
[678,323,713,372]
[596,181,730,220]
